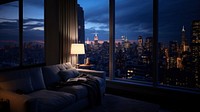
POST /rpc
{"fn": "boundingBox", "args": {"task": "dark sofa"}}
[0,62,106,112]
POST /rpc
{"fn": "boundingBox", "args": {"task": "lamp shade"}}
[71,43,85,54]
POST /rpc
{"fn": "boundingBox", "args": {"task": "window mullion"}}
[109,0,115,80]
[19,0,23,67]
[153,0,158,86]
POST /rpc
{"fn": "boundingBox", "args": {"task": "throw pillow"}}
[59,69,80,81]
[64,62,75,69]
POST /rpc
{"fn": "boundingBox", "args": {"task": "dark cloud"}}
[84,6,108,24]
[23,18,44,31]
[0,21,18,30]
[79,0,200,43]
[2,2,18,8]
[0,18,44,41]
[24,0,44,8]
[85,28,109,41]
[80,0,154,40]
[23,18,44,23]
[115,1,153,39]
[158,0,200,43]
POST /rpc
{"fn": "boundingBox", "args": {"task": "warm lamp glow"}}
[71,44,85,54]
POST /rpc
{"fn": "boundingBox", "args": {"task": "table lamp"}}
[71,43,85,66]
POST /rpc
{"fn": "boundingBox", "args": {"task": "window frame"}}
[108,0,199,93]
[0,0,45,71]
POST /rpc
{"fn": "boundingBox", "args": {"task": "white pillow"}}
[64,62,75,69]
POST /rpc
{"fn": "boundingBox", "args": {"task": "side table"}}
[78,64,95,70]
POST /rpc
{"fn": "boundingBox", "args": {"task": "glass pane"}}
[77,0,109,75]
[158,0,200,90]
[115,0,153,82]
[23,0,45,65]
[0,1,19,69]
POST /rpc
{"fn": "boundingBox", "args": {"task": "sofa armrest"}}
[0,90,31,112]
[76,69,106,80]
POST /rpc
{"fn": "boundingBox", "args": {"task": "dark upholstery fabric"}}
[29,67,46,91]
[57,64,67,70]
[0,69,31,82]
[58,85,88,100]
[42,65,61,86]
[58,74,102,106]
[0,78,33,94]
[0,68,46,92]
[59,69,80,81]
[63,62,74,69]
[28,90,76,112]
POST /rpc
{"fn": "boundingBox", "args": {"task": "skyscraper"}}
[169,41,178,68]
[191,20,200,88]
[181,26,189,52]
[77,4,85,64]
[94,33,99,49]
[77,4,85,44]
[137,36,144,57]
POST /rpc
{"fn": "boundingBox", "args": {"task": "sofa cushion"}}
[63,62,75,69]
[0,77,34,94]
[42,65,62,86]
[0,69,31,82]
[29,67,46,91]
[59,68,80,82]
[58,85,88,100]
[57,64,67,70]
[28,90,76,112]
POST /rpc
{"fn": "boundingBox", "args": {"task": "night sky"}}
[0,0,200,47]
[0,0,44,47]
[78,0,200,44]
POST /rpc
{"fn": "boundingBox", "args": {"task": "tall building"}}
[169,41,179,68]
[94,33,99,49]
[94,33,98,44]
[191,20,200,88]
[77,4,85,64]
[145,37,153,52]
[121,35,125,52]
[136,36,144,57]
[181,26,189,52]
[77,4,85,44]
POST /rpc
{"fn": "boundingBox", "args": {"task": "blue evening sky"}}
[78,0,200,44]
[0,0,200,46]
[0,0,44,46]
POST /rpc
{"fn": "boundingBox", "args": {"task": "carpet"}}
[82,94,160,112]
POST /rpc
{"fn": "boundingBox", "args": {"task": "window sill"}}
[106,78,200,96]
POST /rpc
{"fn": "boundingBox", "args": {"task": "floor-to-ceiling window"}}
[77,0,109,76]
[76,0,200,92]
[23,0,44,65]
[158,0,200,90]
[0,1,19,68]
[0,0,44,70]
[115,0,153,83]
